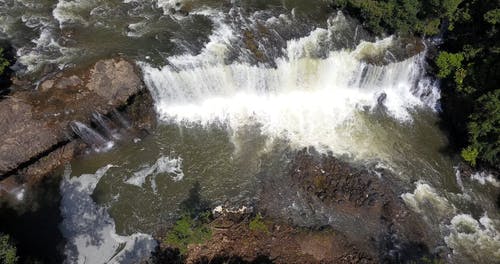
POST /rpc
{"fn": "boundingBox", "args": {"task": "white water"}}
[70,121,115,152]
[4,2,496,262]
[0,183,25,202]
[142,13,439,160]
[402,180,500,263]
[470,172,500,188]
[445,214,500,263]
[401,181,456,223]
[125,155,184,193]
[60,165,157,264]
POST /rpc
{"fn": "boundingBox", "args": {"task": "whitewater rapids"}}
[142,12,439,162]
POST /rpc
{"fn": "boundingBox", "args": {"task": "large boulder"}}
[0,58,148,181]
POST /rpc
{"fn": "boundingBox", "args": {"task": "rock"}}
[258,148,439,262]
[0,58,152,184]
[86,59,142,106]
[20,141,81,185]
[157,212,373,264]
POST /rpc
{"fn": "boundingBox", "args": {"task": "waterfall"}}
[92,112,120,140]
[0,180,25,202]
[112,109,131,129]
[70,121,114,152]
[141,11,440,159]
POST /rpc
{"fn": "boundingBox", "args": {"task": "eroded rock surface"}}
[155,212,373,264]
[154,148,441,263]
[258,148,439,262]
[0,58,153,183]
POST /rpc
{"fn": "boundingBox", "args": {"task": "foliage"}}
[466,90,500,165]
[329,0,463,35]
[0,48,9,76]
[435,52,464,78]
[164,214,212,255]
[461,146,478,166]
[484,9,500,25]
[0,234,18,264]
[433,0,500,168]
[249,213,269,233]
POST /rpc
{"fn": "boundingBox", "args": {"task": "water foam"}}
[470,172,500,188]
[125,155,184,193]
[53,0,98,27]
[445,214,500,263]
[60,165,157,264]
[142,13,439,157]
[401,181,456,222]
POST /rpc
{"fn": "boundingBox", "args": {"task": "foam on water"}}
[0,183,26,202]
[401,181,456,223]
[470,172,500,188]
[125,155,184,193]
[156,0,188,14]
[142,13,439,158]
[445,214,500,263]
[60,165,157,264]
[53,0,98,27]
[403,180,500,263]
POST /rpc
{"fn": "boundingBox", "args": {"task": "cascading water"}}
[142,11,440,163]
[2,1,499,263]
[112,109,132,129]
[92,112,121,140]
[70,121,114,152]
[138,9,498,264]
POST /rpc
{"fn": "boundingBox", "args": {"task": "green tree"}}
[484,9,500,25]
[436,0,500,167]
[330,0,463,35]
[435,52,464,78]
[0,234,18,264]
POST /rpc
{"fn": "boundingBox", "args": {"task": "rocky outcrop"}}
[155,211,373,264]
[258,148,440,263]
[0,58,155,186]
[154,148,441,264]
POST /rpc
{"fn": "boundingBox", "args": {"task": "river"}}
[1,0,499,263]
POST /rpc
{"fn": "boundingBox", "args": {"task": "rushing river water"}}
[1,0,499,263]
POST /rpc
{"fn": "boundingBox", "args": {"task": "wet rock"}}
[86,59,142,105]
[0,58,154,185]
[123,89,157,132]
[258,148,439,262]
[20,141,82,186]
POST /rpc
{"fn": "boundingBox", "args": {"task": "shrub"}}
[461,146,479,166]
[249,213,269,234]
[164,214,212,255]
